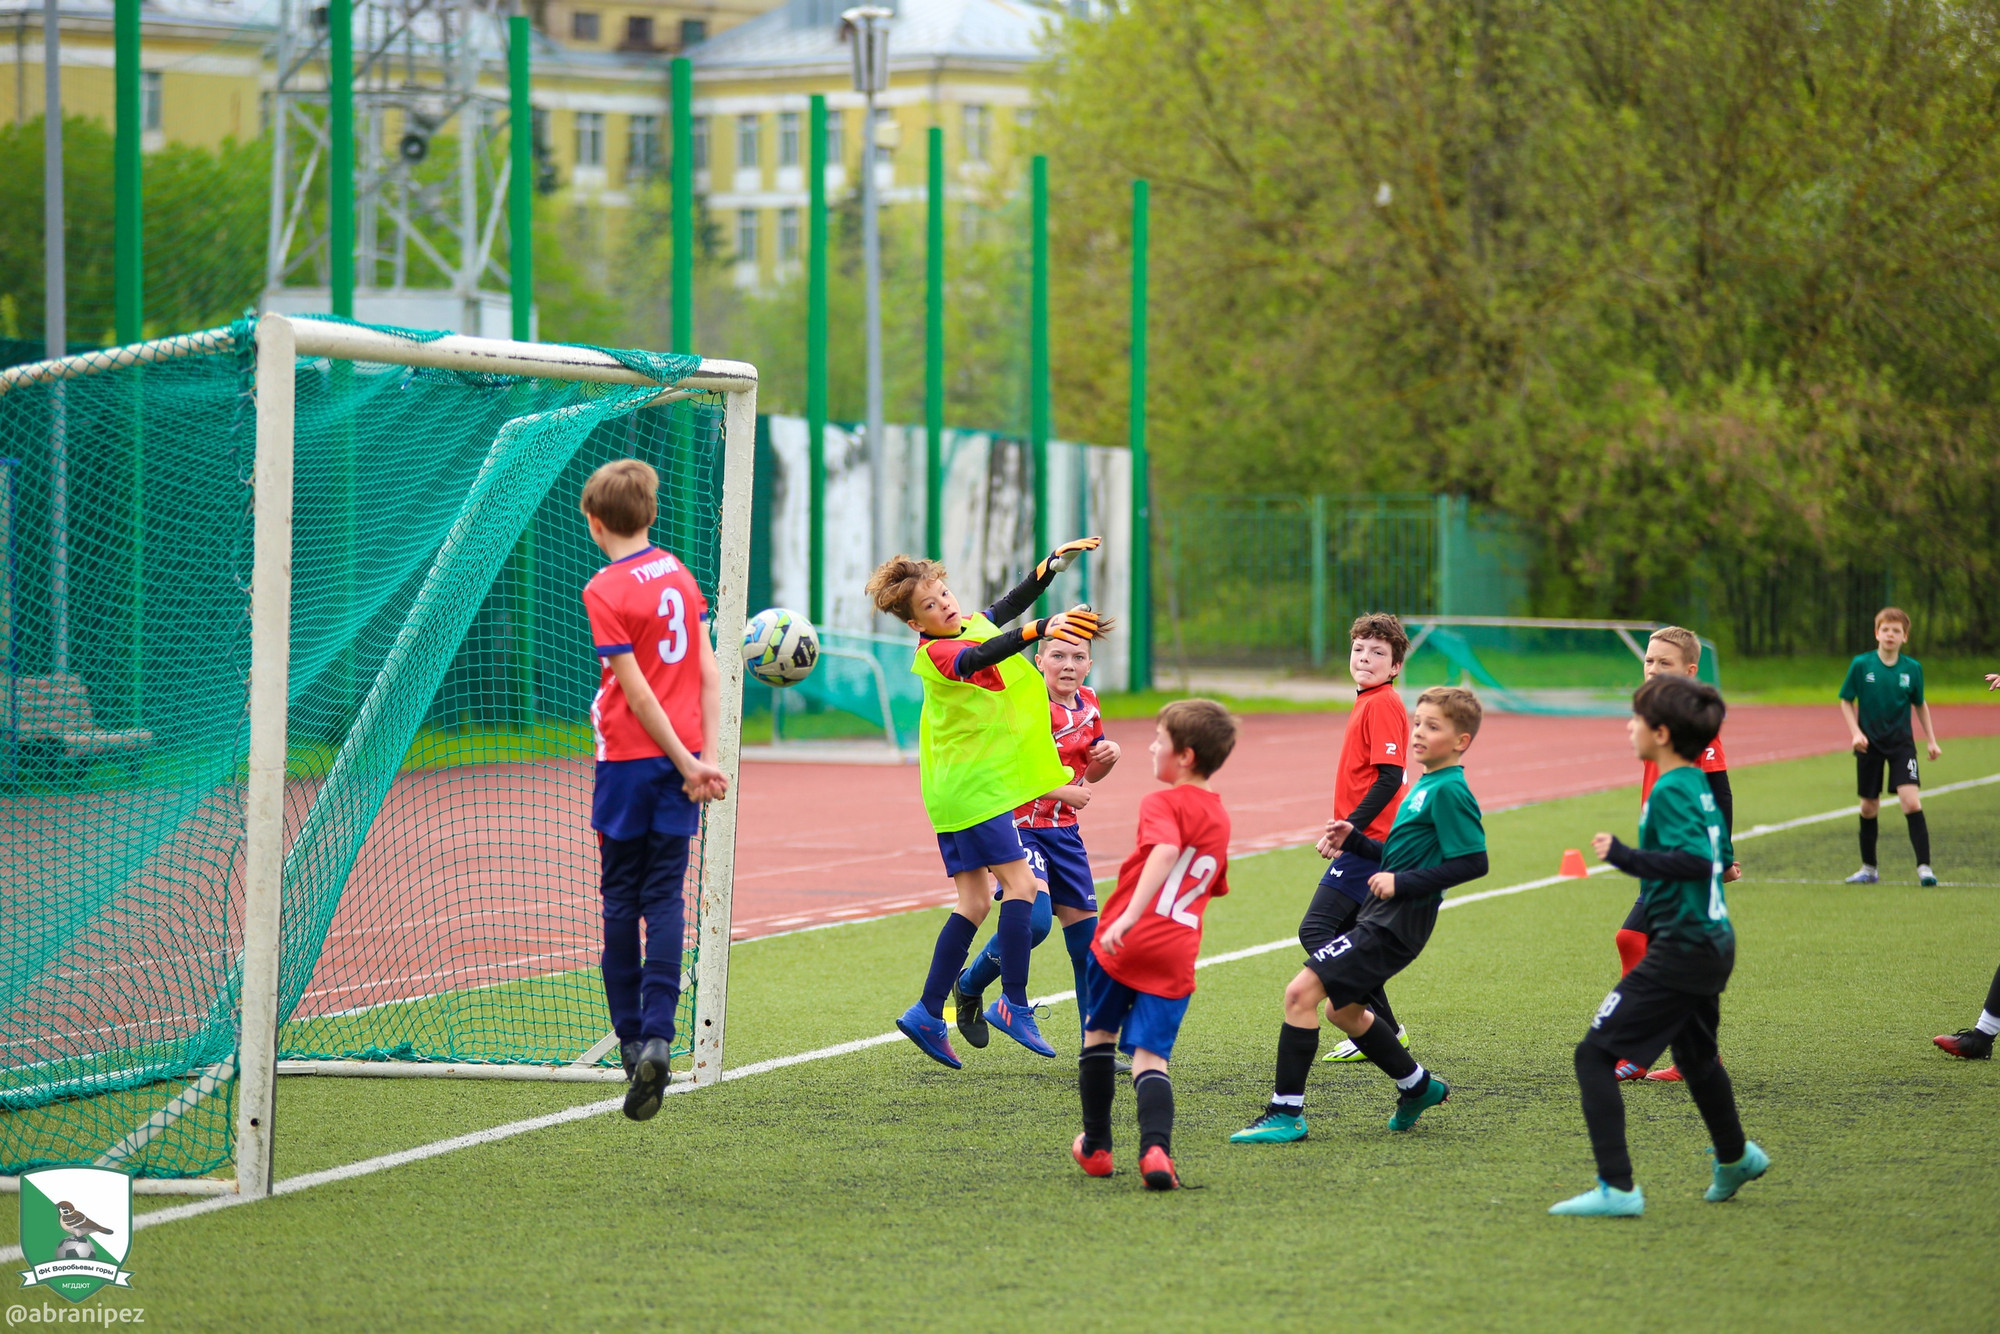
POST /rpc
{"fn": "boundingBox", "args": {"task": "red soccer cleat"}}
[1614,1060,1649,1082]
[1935,1029,1995,1060]
[1139,1145,1180,1191]
[1644,1065,1684,1083]
[1071,1134,1114,1177]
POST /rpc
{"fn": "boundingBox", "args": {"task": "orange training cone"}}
[1558,849,1589,879]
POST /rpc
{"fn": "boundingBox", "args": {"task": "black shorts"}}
[1619,895,1647,934]
[1299,873,1369,956]
[1304,919,1421,1009]
[1580,963,1723,1070]
[1857,741,1920,799]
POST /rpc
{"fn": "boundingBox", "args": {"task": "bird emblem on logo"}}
[55,1201,113,1242]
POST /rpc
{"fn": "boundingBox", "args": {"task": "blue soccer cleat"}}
[1706,1141,1770,1202]
[1549,1180,1646,1217]
[985,996,1057,1058]
[896,1002,962,1069]
[1387,1075,1449,1131]
[1229,1111,1308,1144]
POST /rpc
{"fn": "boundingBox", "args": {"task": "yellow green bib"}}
[911,612,1071,833]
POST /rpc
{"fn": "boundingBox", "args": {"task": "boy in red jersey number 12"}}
[1072,701,1238,1191]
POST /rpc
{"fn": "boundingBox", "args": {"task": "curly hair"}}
[866,554,949,622]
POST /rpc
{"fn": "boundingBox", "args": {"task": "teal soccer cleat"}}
[1706,1141,1770,1202]
[1549,1180,1646,1218]
[1387,1075,1449,1131]
[1229,1111,1307,1144]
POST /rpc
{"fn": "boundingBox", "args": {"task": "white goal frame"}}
[0,315,758,1200]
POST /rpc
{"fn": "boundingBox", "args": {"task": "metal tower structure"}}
[264,0,525,336]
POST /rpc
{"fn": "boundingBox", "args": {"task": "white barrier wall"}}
[764,416,1132,691]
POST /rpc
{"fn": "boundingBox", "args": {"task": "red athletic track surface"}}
[724,704,2000,941]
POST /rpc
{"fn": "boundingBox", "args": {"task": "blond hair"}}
[1648,625,1702,670]
[580,459,658,537]
[1416,686,1483,740]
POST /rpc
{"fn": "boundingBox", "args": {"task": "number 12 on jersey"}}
[1154,846,1218,927]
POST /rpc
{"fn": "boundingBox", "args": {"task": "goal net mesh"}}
[0,317,727,1180]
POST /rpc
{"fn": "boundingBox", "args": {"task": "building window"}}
[778,111,799,167]
[622,15,653,49]
[737,208,760,261]
[778,207,799,260]
[627,114,659,178]
[570,10,599,40]
[736,114,760,169]
[141,71,163,132]
[576,111,604,168]
[961,104,989,163]
[691,116,708,170]
[825,108,843,167]
[679,18,706,46]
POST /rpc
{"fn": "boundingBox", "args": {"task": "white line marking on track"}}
[6,771,1989,1262]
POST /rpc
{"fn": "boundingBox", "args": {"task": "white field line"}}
[5,771,1993,1262]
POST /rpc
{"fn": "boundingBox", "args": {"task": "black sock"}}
[1907,810,1931,866]
[1270,1022,1319,1112]
[1134,1069,1174,1154]
[1675,1054,1747,1165]
[1352,1014,1419,1083]
[1985,963,2000,1018]
[1574,1042,1634,1192]
[1859,816,1879,867]
[1078,1042,1117,1153]
[1370,988,1398,1036]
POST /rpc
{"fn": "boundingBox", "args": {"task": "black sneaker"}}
[1934,1029,1994,1060]
[620,1038,643,1080]
[624,1037,672,1121]
[952,984,989,1049]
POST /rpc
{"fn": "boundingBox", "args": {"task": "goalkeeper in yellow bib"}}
[868,539,1114,1067]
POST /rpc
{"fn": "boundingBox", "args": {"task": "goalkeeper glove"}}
[1022,606,1115,645]
[1036,536,1102,581]
[1058,605,1116,640]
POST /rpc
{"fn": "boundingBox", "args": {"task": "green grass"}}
[1721,653,1999,705]
[9,741,2000,1330]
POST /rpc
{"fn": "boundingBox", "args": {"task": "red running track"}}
[724,704,2000,940]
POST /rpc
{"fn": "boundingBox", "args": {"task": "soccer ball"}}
[742,608,819,687]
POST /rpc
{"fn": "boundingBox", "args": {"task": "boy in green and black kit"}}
[1554,674,1768,1218]
[1838,606,1943,886]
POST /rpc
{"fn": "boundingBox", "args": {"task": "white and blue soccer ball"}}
[742,607,820,687]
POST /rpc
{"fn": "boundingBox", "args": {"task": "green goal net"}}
[0,317,752,1184]
[1401,618,1721,715]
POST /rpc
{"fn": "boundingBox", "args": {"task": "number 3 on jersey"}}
[1154,846,1218,927]
[657,586,688,664]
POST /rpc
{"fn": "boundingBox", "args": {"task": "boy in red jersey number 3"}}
[1072,700,1238,1191]
[578,460,728,1123]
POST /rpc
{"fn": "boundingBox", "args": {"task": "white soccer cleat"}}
[1322,1024,1408,1062]
[1917,864,1938,887]
[1843,866,1879,884]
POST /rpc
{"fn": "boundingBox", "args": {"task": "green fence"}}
[1157,493,1533,667]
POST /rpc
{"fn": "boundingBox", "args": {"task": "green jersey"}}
[1635,764,1736,979]
[1839,651,1924,745]
[1378,765,1486,890]
[910,612,1071,833]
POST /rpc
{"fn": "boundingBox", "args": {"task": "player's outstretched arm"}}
[1098,841,1179,955]
[607,651,727,801]
[985,537,1102,625]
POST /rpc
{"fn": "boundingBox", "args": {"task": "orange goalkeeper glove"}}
[1023,605,1116,645]
[1035,536,1102,581]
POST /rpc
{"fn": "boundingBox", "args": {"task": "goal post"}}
[0,315,757,1199]
[1399,615,1720,715]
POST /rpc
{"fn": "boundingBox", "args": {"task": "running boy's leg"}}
[984,855,1058,1056]
[959,887,1053,998]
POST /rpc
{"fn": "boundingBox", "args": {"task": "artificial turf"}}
[8,739,1998,1331]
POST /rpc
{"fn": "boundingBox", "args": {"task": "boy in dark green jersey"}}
[1838,606,1943,886]
[1552,675,1768,1218]
[1231,687,1488,1143]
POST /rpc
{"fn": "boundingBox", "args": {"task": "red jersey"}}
[1093,785,1231,1000]
[582,546,709,762]
[1639,730,1727,805]
[1338,682,1409,842]
[1014,686,1104,828]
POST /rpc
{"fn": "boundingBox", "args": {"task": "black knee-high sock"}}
[1352,1014,1419,1083]
[1676,1055,1747,1165]
[1985,962,2000,1018]
[1859,815,1879,867]
[1906,810,1931,867]
[1370,988,1398,1036]
[1574,1043,1634,1191]
[1079,1042,1117,1153]
[1134,1069,1174,1153]
[1269,1023,1318,1112]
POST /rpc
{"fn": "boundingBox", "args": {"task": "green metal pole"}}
[1435,492,1454,616]
[807,93,828,625]
[329,0,353,316]
[1310,494,1328,668]
[114,0,141,343]
[1129,178,1150,692]
[1030,153,1050,612]
[671,57,693,355]
[509,15,532,340]
[925,125,944,559]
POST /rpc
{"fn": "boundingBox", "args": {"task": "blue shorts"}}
[1008,825,1099,913]
[1080,953,1191,1060]
[594,756,702,842]
[936,811,1028,878]
[1317,853,1382,907]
